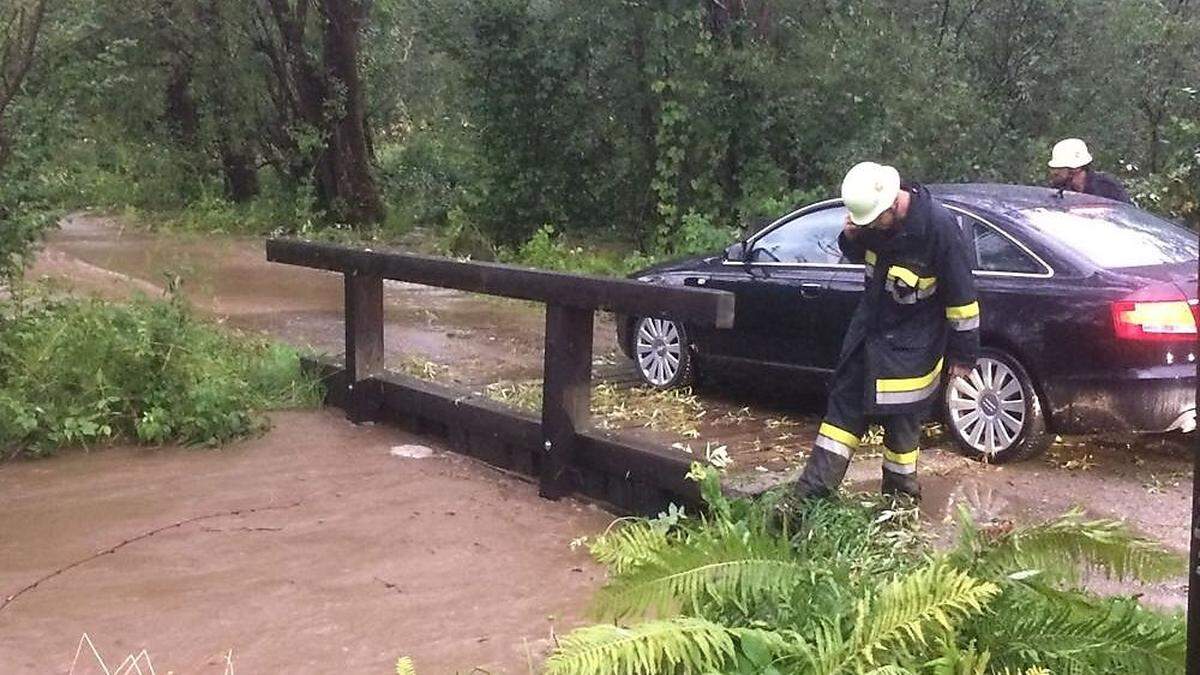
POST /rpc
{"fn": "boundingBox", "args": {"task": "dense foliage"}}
[0,0,1197,276]
[0,289,320,456]
[542,464,1186,674]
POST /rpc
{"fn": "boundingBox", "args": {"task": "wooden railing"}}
[266,238,734,509]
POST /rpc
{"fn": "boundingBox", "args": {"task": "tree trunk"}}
[316,0,385,225]
[0,119,9,170]
[0,0,48,172]
[200,0,261,202]
[164,58,200,147]
[220,144,261,202]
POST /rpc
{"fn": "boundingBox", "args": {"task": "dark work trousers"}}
[794,343,923,499]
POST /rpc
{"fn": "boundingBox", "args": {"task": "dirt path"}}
[25,213,1195,605]
[0,410,611,673]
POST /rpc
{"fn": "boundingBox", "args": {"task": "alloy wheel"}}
[634,318,682,387]
[947,357,1027,456]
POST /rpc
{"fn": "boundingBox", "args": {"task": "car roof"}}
[927,183,1126,216]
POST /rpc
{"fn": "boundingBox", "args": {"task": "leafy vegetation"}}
[1,0,1197,285]
[544,465,1186,674]
[0,288,320,456]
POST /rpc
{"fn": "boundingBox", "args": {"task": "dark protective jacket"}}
[836,184,980,415]
[1083,170,1132,204]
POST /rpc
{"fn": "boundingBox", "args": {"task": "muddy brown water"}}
[8,214,1194,668]
[0,410,611,672]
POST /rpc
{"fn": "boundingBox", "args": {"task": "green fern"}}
[555,490,1184,674]
[791,564,998,674]
[589,518,673,576]
[922,642,991,674]
[543,617,743,675]
[394,656,416,675]
[593,527,807,620]
[969,585,1186,674]
[952,507,1183,584]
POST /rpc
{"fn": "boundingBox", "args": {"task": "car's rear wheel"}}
[632,317,694,389]
[943,348,1049,463]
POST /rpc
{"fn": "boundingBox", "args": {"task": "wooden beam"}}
[344,272,383,422]
[299,355,705,513]
[267,238,735,328]
[373,370,542,448]
[575,429,700,505]
[540,305,594,499]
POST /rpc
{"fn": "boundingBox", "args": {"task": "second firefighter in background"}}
[789,161,980,501]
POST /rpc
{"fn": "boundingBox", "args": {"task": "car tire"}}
[631,316,694,389]
[942,348,1049,463]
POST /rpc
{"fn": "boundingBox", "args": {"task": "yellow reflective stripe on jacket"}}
[887,265,920,287]
[883,448,919,465]
[886,265,937,289]
[946,301,980,320]
[865,250,878,265]
[876,358,944,393]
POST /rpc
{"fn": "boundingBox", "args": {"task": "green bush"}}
[375,128,477,237]
[498,225,656,276]
[0,291,320,456]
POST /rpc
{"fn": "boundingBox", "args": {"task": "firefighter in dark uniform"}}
[1047,138,1131,203]
[788,162,980,502]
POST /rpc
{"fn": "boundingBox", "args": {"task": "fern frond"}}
[850,565,998,667]
[922,642,990,674]
[592,528,806,620]
[789,564,998,674]
[394,656,415,675]
[957,507,1183,584]
[543,617,741,675]
[864,658,916,667]
[589,518,672,576]
[970,586,1186,674]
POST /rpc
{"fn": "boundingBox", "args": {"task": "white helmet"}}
[1048,138,1093,169]
[842,161,901,226]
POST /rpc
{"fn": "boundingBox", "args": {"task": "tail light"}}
[1111,285,1197,341]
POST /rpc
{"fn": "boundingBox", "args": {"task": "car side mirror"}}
[724,241,747,262]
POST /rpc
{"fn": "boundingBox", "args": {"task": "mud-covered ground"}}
[2,213,1192,669]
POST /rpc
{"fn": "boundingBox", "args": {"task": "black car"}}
[617,184,1198,462]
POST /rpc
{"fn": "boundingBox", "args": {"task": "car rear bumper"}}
[1044,364,1196,434]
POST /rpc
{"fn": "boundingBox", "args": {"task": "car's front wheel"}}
[942,348,1049,463]
[631,317,694,389]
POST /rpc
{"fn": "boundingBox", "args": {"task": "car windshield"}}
[1019,205,1199,269]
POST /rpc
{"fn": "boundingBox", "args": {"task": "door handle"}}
[799,282,823,299]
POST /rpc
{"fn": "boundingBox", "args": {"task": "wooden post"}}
[540,304,594,500]
[344,271,384,423]
[1188,440,1199,675]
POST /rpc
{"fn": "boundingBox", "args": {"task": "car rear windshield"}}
[1019,205,1199,269]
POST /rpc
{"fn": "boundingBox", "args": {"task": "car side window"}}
[749,206,848,264]
[957,213,1042,274]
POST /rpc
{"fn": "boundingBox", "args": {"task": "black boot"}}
[881,470,921,502]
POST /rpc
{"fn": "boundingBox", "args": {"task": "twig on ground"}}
[0,500,303,614]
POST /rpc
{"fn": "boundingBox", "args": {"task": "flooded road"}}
[33,213,551,385]
[27,213,1195,606]
[0,409,611,672]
